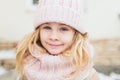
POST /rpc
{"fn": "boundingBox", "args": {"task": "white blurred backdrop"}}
[0,0,120,41]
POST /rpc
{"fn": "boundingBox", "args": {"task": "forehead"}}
[41,22,75,29]
[43,22,68,26]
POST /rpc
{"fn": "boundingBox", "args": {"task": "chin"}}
[48,52,61,56]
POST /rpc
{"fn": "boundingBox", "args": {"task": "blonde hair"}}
[16,26,92,78]
[63,31,92,79]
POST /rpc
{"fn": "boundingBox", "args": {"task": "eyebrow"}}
[59,23,66,25]
[44,22,67,26]
[59,23,72,27]
[43,22,49,25]
[43,22,72,29]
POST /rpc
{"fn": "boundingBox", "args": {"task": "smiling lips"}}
[47,43,63,48]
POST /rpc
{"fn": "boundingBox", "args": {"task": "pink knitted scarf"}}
[23,46,91,80]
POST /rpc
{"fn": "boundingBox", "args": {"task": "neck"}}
[23,45,91,80]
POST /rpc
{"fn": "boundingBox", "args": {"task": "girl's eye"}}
[43,26,51,30]
[60,27,69,31]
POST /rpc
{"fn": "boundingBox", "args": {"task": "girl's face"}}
[39,22,75,55]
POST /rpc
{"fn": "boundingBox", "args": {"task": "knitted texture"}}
[34,0,86,34]
[24,45,91,80]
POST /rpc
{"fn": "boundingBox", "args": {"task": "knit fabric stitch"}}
[34,0,87,34]
[23,45,92,80]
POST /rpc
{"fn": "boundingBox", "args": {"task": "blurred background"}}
[0,0,120,80]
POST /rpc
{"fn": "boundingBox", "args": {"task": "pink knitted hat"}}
[34,0,87,34]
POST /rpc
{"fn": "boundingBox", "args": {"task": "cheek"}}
[40,31,48,40]
[40,32,46,43]
[62,33,74,44]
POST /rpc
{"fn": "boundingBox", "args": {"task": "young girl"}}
[16,0,100,80]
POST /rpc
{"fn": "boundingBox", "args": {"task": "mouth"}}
[47,43,63,48]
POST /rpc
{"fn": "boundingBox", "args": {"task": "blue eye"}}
[43,26,51,30]
[60,27,68,31]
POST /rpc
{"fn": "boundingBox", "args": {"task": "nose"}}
[49,30,59,41]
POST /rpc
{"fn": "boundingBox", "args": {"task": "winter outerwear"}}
[34,0,87,34]
[21,45,98,80]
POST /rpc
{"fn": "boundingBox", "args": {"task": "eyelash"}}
[43,26,51,30]
[60,27,68,31]
[42,26,69,31]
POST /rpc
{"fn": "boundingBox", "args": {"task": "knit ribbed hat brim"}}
[34,0,87,34]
